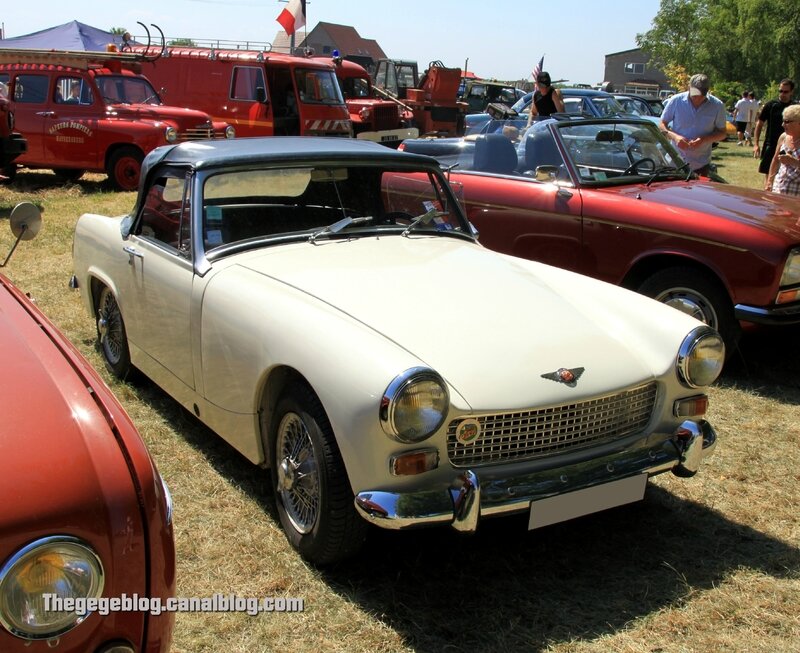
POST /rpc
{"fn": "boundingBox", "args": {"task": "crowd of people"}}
[657,73,799,196]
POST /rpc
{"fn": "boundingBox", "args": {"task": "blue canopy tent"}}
[0,21,126,51]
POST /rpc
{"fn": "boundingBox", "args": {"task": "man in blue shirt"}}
[660,74,727,177]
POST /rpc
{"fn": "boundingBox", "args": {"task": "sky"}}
[0,0,662,85]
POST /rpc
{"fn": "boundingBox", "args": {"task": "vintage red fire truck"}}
[133,45,352,138]
[0,49,235,190]
[318,55,417,147]
[0,78,27,176]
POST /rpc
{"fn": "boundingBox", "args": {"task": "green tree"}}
[168,38,196,47]
[109,27,128,35]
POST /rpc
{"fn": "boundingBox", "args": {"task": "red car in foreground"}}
[401,117,800,351]
[0,204,175,652]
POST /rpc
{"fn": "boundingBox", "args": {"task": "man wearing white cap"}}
[659,73,727,178]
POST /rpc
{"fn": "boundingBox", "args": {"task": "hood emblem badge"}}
[541,367,585,387]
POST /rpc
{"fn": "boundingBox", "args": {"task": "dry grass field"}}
[1,141,798,653]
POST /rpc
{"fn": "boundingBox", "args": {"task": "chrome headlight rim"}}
[164,126,178,143]
[677,325,725,388]
[0,535,105,640]
[380,367,450,443]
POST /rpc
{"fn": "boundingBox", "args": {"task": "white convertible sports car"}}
[71,138,724,565]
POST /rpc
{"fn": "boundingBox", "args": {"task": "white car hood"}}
[235,236,692,410]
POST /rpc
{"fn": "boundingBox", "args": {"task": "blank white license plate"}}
[528,474,647,530]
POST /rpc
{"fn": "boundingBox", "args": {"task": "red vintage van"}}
[134,45,352,138]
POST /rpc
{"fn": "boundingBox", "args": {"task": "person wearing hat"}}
[659,73,727,178]
[526,72,565,125]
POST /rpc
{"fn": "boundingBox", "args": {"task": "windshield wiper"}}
[308,216,372,244]
[401,208,443,237]
[645,162,692,187]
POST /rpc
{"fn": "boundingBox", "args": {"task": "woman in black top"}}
[527,72,565,123]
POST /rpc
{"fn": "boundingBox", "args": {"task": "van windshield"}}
[294,69,344,106]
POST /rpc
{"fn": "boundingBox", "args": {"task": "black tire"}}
[637,266,741,351]
[96,286,133,379]
[1,164,17,182]
[106,146,143,191]
[270,383,367,565]
[53,168,85,183]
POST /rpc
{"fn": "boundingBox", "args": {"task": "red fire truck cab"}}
[0,50,235,190]
[134,46,352,138]
[320,56,417,147]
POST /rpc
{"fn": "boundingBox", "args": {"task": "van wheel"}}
[53,169,85,183]
[107,147,143,191]
[271,383,367,565]
[96,285,133,379]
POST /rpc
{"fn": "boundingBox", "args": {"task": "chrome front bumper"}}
[355,419,717,533]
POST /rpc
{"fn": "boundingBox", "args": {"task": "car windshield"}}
[555,121,686,184]
[95,74,161,105]
[295,68,345,105]
[200,163,468,253]
[590,96,625,116]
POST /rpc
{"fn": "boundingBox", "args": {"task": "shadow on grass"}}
[721,326,800,401]
[1,169,110,196]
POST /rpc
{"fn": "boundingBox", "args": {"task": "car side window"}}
[231,66,267,102]
[138,175,191,255]
[13,74,49,104]
[55,76,93,105]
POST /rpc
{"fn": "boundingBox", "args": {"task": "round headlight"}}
[224,125,236,139]
[164,126,178,143]
[0,536,104,640]
[677,326,725,388]
[380,368,449,443]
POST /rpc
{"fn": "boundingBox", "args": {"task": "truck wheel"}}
[1,164,17,182]
[637,266,740,352]
[271,383,367,565]
[107,146,143,191]
[96,285,133,379]
[53,168,85,183]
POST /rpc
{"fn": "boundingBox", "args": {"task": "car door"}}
[44,74,100,168]
[456,128,584,271]
[9,72,49,162]
[117,170,196,392]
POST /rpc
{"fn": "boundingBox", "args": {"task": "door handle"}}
[123,245,144,264]
[35,111,55,117]
[557,188,574,200]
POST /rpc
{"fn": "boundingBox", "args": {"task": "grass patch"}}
[1,161,798,653]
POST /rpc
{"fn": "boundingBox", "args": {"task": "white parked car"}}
[71,138,724,565]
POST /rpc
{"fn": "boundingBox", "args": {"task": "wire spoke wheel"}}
[276,412,320,534]
[96,286,132,378]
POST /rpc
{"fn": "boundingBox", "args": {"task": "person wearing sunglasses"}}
[766,104,800,196]
[753,78,795,187]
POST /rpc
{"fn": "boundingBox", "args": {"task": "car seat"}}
[473,134,518,175]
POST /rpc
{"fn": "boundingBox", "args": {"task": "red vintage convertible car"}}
[400,117,800,351]
[0,204,175,652]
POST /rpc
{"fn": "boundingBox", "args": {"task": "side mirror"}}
[534,165,560,183]
[2,202,42,267]
[256,86,267,103]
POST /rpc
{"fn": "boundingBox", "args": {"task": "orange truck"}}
[372,59,467,137]
[133,45,353,138]
[0,49,234,189]
[317,55,418,147]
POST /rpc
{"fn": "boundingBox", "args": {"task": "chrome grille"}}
[373,105,399,131]
[447,382,658,467]
[179,125,215,141]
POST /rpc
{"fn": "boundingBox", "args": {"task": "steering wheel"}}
[622,157,656,175]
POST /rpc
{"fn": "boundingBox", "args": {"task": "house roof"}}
[272,22,386,61]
